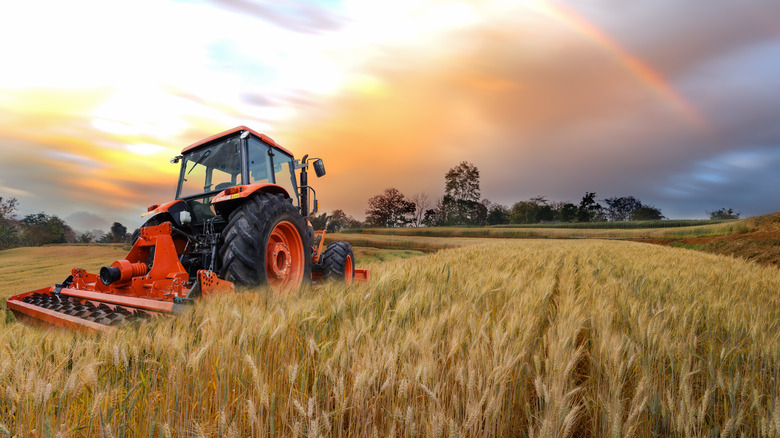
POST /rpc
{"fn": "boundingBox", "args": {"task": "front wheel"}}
[219,193,312,294]
[321,241,355,284]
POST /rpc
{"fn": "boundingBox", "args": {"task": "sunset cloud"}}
[0,0,778,228]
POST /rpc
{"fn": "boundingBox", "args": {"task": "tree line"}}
[0,196,131,250]
[360,162,740,228]
[1,174,743,250]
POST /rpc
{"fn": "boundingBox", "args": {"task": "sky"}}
[0,0,779,231]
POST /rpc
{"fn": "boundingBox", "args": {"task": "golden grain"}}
[2,240,780,435]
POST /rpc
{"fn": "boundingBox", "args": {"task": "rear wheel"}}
[220,193,311,294]
[321,241,355,284]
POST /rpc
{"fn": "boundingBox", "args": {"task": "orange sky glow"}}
[1,0,779,230]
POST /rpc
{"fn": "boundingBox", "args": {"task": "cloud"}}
[658,146,780,218]
[275,0,780,219]
[205,0,346,33]
[0,135,176,229]
[1,0,778,224]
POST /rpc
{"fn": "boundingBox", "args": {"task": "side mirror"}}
[313,159,326,177]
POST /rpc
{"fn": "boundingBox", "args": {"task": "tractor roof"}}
[181,126,294,156]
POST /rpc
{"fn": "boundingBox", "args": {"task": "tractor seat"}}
[188,200,216,222]
[215,182,234,191]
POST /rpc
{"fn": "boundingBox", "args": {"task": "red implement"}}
[5,127,371,332]
[6,223,233,332]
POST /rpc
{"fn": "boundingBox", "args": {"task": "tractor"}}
[6,126,368,332]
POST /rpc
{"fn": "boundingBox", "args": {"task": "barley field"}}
[348,220,746,239]
[2,240,780,437]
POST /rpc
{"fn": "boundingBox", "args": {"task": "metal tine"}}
[107,315,126,326]
[16,290,155,329]
[114,306,132,316]
[98,303,113,312]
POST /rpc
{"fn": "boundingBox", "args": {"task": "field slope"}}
[637,212,780,268]
[2,241,780,436]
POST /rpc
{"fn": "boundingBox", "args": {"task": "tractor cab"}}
[171,127,303,225]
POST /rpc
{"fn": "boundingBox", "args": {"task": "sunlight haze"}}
[1,0,778,231]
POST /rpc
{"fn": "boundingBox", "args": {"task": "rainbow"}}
[535,1,707,129]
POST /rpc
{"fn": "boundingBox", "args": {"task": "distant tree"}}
[0,221,19,249]
[345,217,364,229]
[309,212,328,230]
[327,209,351,232]
[0,198,21,249]
[438,195,485,226]
[445,162,480,203]
[578,192,603,222]
[89,229,107,241]
[509,196,553,224]
[510,201,535,224]
[421,197,444,227]
[604,196,643,221]
[537,206,555,222]
[365,188,416,228]
[558,203,578,222]
[0,196,18,220]
[422,208,440,227]
[439,196,457,225]
[470,200,488,226]
[708,208,740,220]
[112,222,128,242]
[64,225,77,243]
[441,162,484,226]
[78,232,95,243]
[486,204,510,225]
[21,213,72,246]
[308,211,359,232]
[103,222,129,243]
[531,196,554,222]
[631,205,664,220]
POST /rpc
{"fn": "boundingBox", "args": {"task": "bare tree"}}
[0,196,18,220]
[409,192,430,227]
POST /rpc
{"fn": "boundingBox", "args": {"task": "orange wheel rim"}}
[266,221,304,295]
[345,254,354,285]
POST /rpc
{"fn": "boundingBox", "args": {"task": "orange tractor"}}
[6,126,368,332]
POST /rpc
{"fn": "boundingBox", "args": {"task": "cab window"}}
[178,137,241,199]
[247,138,272,184]
[272,152,297,204]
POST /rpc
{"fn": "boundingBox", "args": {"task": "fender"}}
[212,182,289,203]
[212,183,291,215]
[141,200,188,226]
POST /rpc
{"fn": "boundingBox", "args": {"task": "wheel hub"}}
[265,220,305,295]
[268,242,291,279]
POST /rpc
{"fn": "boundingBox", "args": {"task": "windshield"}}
[177,136,242,199]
